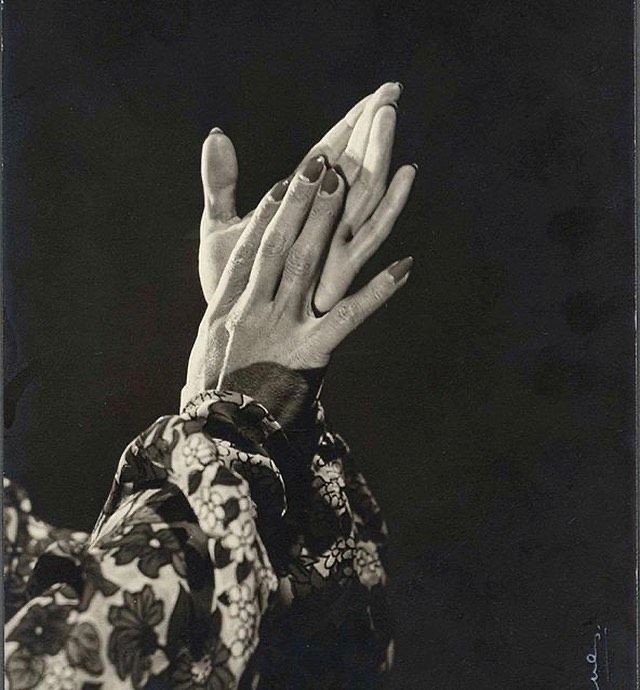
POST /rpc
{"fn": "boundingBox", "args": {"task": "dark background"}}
[3,1,636,688]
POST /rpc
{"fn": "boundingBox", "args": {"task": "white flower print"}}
[323,536,355,571]
[181,435,217,468]
[226,582,258,658]
[227,582,257,624]
[191,487,226,536]
[42,656,77,690]
[254,562,278,606]
[221,515,256,563]
[236,482,255,518]
[28,519,52,542]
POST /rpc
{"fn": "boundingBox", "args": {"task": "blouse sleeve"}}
[4,390,391,690]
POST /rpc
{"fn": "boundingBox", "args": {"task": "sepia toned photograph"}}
[2,2,637,688]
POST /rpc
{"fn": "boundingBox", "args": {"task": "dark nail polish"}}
[320,168,339,195]
[390,101,399,111]
[301,155,325,183]
[388,256,413,283]
[411,162,419,171]
[270,178,289,202]
[396,82,404,93]
[209,126,224,135]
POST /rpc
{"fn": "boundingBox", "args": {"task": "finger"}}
[334,104,398,243]
[312,163,415,315]
[302,92,372,167]
[336,81,402,185]
[212,178,290,312]
[247,156,326,300]
[351,164,417,263]
[275,168,345,308]
[315,257,413,353]
[201,128,238,229]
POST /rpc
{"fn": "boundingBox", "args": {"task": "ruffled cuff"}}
[182,387,328,469]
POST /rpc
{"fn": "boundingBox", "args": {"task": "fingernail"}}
[396,82,404,93]
[320,168,340,195]
[269,178,289,202]
[388,256,413,283]
[389,101,399,111]
[209,126,224,135]
[300,155,325,183]
[411,162,419,172]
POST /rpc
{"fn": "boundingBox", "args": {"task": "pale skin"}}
[183,83,416,412]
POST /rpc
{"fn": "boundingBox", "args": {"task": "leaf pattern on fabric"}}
[4,390,391,688]
[66,622,104,675]
[7,603,73,657]
[5,647,46,690]
[101,523,187,579]
[107,585,165,688]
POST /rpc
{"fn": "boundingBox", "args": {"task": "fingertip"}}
[201,130,238,220]
[387,256,414,284]
[376,81,403,102]
[268,178,290,202]
[203,128,235,153]
[202,128,234,160]
[299,155,326,183]
[202,129,238,178]
[394,163,419,185]
[319,167,341,196]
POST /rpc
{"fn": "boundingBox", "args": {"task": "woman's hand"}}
[220,159,413,379]
[314,100,416,313]
[198,82,402,302]
[183,83,415,411]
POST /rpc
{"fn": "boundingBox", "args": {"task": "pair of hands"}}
[183,83,416,419]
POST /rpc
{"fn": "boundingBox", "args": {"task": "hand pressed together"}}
[183,83,416,420]
[221,156,413,375]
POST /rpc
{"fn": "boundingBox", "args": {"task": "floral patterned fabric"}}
[4,390,391,689]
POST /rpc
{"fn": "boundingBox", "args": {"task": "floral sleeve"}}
[4,390,391,689]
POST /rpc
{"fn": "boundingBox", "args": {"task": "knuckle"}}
[284,246,313,277]
[307,201,327,222]
[335,302,355,324]
[287,181,312,204]
[385,190,402,210]
[370,285,386,303]
[255,199,277,224]
[370,181,385,201]
[377,194,394,216]
[353,176,373,196]
[229,250,249,270]
[226,305,244,330]
[259,232,285,257]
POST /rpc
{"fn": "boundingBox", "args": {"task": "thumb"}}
[201,127,238,225]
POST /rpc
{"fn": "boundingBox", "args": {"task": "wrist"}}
[222,362,325,430]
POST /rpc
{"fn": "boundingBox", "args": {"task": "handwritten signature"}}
[586,625,610,690]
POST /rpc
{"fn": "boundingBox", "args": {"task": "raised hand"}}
[219,158,413,382]
[198,82,402,302]
[183,84,415,410]
[314,101,417,313]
